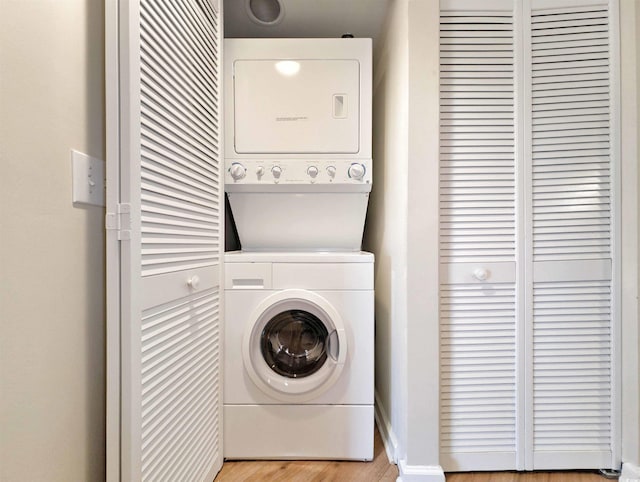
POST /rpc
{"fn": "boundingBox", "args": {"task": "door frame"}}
[106,0,143,479]
[105,0,124,479]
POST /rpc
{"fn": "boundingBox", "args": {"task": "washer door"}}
[243,289,347,402]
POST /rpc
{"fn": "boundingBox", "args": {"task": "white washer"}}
[224,251,374,460]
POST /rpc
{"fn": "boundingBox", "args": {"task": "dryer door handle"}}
[327,328,346,365]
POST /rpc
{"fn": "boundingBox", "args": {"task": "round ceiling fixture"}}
[245,0,285,26]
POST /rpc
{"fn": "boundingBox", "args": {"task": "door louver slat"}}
[531,7,611,262]
[140,289,221,481]
[140,0,220,277]
[532,280,611,466]
[439,13,516,263]
[440,282,517,469]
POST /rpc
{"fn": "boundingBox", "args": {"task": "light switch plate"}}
[72,149,105,207]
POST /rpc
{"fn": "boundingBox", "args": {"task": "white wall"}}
[620,0,640,469]
[405,0,440,470]
[637,0,640,464]
[637,0,640,465]
[0,1,106,481]
[364,0,410,461]
[365,0,443,476]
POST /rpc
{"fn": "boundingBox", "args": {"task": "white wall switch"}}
[72,149,105,207]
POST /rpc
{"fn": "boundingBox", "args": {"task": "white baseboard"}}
[397,460,445,482]
[374,391,399,464]
[620,462,640,482]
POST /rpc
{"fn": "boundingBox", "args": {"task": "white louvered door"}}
[439,0,619,472]
[107,0,224,480]
[527,1,617,469]
[439,0,519,471]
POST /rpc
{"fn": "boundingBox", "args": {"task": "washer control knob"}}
[229,162,246,181]
[307,166,319,178]
[348,163,366,180]
[271,165,282,179]
[256,166,265,178]
[326,166,336,178]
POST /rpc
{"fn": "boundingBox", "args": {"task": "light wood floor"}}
[215,427,609,481]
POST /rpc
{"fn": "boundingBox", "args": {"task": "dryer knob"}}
[326,166,336,178]
[348,163,366,180]
[307,166,319,178]
[229,163,246,181]
[271,166,282,179]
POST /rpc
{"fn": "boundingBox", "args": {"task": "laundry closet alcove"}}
[104,0,640,480]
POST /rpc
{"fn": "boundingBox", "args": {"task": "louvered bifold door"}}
[438,0,619,472]
[528,0,617,470]
[115,0,224,480]
[439,0,519,471]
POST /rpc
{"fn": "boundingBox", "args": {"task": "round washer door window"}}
[261,309,328,378]
[243,289,348,402]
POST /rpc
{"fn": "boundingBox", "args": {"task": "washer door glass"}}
[260,309,328,378]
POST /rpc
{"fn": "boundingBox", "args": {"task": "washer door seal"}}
[243,289,347,402]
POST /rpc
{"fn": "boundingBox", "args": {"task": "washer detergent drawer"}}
[225,263,272,289]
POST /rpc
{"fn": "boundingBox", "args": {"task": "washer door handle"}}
[327,328,346,365]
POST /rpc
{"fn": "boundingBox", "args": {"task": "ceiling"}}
[223,0,391,42]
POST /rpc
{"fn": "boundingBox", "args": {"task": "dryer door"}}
[233,59,360,154]
[243,289,348,402]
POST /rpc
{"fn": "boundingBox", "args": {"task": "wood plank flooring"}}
[215,426,609,481]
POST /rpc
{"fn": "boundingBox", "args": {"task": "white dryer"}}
[224,39,372,251]
[223,251,374,460]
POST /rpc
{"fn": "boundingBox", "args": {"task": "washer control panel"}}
[226,159,372,185]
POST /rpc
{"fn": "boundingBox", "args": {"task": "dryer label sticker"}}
[275,116,309,122]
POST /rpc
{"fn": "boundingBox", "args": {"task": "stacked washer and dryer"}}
[223,39,375,460]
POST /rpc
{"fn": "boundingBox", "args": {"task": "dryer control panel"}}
[225,159,372,186]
